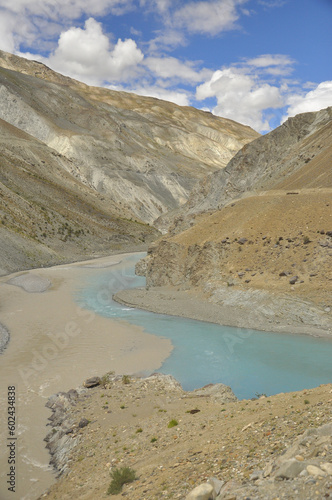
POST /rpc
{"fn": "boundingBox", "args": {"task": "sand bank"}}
[114,285,332,338]
[0,253,172,500]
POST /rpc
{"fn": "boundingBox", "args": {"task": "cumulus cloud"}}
[144,56,212,83]
[284,81,332,120]
[196,67,284,131]
[173,0,248,35]
[44,18,144,86]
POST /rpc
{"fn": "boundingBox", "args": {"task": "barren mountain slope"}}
[0,50,259,226]
[0,118,158,275]
[131,108,332,332]
[160,107,332,232]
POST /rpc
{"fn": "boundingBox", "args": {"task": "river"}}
[1,251,332,500]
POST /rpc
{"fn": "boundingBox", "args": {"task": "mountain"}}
[162,106,332,233]
[131,107,332,333]
[0,50,259,273]
[0,50,258,225]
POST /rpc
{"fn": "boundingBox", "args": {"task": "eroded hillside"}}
[0,50,258,226]
[0,118,158,274]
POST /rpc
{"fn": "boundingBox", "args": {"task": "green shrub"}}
[122,375,131,384]
[107,467,136,495]
[167,419,178,428]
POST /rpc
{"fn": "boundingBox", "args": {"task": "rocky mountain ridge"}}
[160,106,332,233]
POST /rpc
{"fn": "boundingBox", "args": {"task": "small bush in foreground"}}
[122,375,131,384]
[107,467,136,495]
[168,419,178,428]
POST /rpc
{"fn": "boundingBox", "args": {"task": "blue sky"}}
[0,0,331,132]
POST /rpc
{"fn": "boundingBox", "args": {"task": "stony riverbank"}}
[114,286,332,338]
[39,373,332,499]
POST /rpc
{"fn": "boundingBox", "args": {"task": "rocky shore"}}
[114,286,332,338]
[40,373,332,499]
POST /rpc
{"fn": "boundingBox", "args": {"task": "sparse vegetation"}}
[167,419,178,428]
[107,467,136,495]
[100,371,114,388]
[122,375,131,384]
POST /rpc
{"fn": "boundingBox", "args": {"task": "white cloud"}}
[0,1,135,52]
[0,11,17,52]
[284,81,332,119]
[144,56,212,83]
[1,0,134,18]
[196,67,284,131]
[173,0,248,35]
[147,29,187,54]
[45,18,144,85]
[243,54,295,76]
[246,54,294,68]
[139,0,173,14]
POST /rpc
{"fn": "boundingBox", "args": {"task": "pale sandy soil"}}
[0,253,172,500]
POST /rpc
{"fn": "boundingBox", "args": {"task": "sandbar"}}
[0,252,172,500]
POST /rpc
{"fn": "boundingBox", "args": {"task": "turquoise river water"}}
[76,253,332,400]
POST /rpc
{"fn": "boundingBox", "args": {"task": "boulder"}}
[186,483,214,500]
[83,376,101,388]
[274,458,307,479]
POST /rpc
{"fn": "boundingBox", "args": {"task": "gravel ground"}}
[40,374,332,500]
